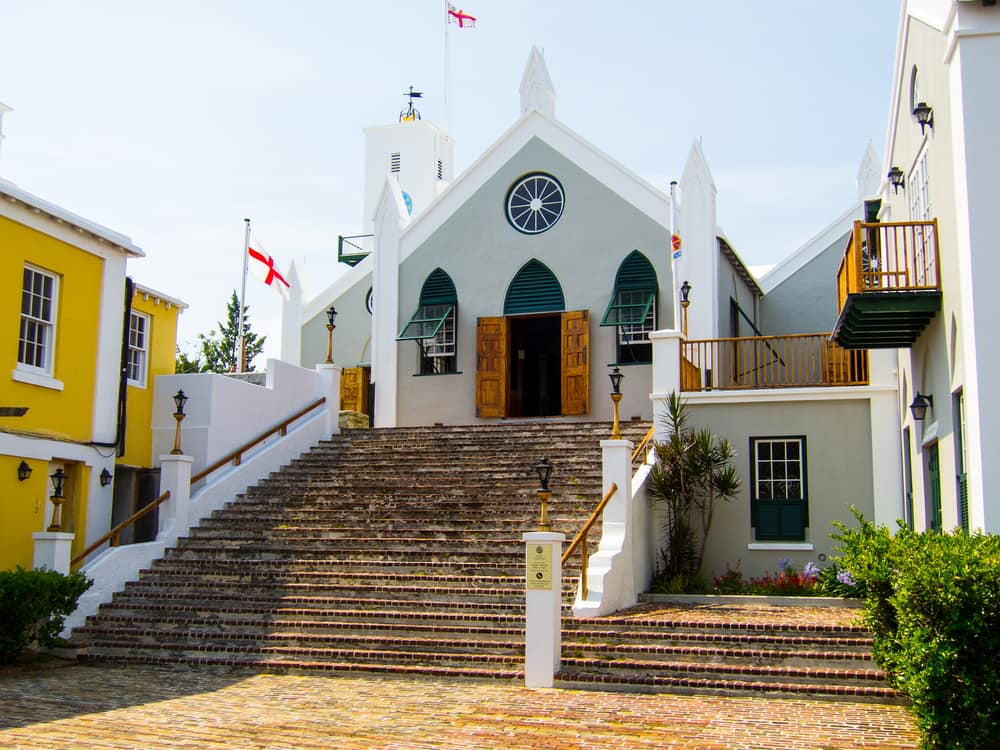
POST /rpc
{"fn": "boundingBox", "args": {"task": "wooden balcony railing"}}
[680,333,868,392]
[837,219,940,312]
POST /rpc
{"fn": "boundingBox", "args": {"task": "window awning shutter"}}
[397,304,454,340]
[600,288,655,326]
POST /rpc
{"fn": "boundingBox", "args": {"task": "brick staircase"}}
[74,421,896,701]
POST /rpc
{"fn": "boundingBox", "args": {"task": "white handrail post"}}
[523,530,565,688]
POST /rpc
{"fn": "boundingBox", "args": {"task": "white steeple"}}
[519,46,556,118]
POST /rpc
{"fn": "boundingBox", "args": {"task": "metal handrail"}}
[561,483,617,599]
[630,426,654,465]
[72,396,327,568]
[71,491,171,567]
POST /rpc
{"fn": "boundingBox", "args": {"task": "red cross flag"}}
[447,3,476,27]
[248,246,291,300]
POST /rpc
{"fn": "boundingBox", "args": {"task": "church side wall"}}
[300,273,372,370]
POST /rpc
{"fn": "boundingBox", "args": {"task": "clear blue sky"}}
[0,1,901,363]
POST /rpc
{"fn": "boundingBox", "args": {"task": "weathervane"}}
[400,86,423,122]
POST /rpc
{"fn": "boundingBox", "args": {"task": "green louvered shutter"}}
[504,259,565,315]
[420,268,457,305]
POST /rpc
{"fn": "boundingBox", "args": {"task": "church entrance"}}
[475,311,589,419]
[508,315,561,417]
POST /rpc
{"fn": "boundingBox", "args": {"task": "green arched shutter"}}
[503,259,565,315]
[420,268,457,305]
[615,250,657,290]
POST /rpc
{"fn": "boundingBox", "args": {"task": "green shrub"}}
[0,567,92,664]
[833,510,1000,750]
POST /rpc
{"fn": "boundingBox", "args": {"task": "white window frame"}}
[909,148,931,221]
[127,310,150,387]
[17,265,59,377]
[618,290,656,346]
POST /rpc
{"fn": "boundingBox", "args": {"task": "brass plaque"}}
[526,543,553,590]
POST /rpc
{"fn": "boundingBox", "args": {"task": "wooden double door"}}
[476,311,589,419]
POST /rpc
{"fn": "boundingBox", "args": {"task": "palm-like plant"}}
[648,392,741,580]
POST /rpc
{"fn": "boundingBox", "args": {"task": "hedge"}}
[0,567,92,664]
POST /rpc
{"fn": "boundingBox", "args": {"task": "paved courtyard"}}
[0,662,918,749]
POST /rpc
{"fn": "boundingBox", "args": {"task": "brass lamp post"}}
[680,280,692,338]
[47,467,66,532]
[534,458,553,532]
[609,366,624,440]
[170,389,189,455]
[324,306,338,364]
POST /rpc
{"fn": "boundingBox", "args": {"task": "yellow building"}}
[0,177,184,570]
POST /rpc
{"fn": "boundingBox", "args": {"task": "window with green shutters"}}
[749,436,808,542]
[954,390,969,532]
[503,259,565,315]
[397,268,458,375]
[600,250,657,364]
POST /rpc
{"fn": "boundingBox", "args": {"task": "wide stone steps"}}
[77,420,896,700]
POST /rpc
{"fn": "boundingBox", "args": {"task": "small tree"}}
[174,347,202,374]
[648,392,740,585]
[197,290,265,373]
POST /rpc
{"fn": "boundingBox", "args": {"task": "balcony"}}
[680,333,869,392]
[833,220,942,349]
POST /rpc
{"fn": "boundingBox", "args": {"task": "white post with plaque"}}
[522,530,565,688]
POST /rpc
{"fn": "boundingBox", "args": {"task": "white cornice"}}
[0,177,143,257]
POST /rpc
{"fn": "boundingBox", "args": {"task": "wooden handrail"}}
[630,426,654,465]
[71,490,171,567]
[561,483,617,599]
[191,397,326,483]
[72,396,328,569]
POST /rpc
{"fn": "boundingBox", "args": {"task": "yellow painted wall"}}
[120,291,182,467]
[0,215,103,443]
[0,456,48,570]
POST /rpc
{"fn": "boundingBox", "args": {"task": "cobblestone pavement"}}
[0,663,918,749]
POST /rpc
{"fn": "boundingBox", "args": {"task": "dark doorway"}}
[508,315,561,417]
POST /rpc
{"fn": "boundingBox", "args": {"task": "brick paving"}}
[0,663,918,749]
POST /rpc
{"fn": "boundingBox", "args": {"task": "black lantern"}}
[608,366,624,395]
[679,280,692,305]
[912,102,933,135]
[910,392,933,422]
[173,389,189,416]
[100,467,113,487]
[17,460,32,482]
[50,467,66,498]
[534,457,553,492]
[326,306,338,327]
[887,166,905,194]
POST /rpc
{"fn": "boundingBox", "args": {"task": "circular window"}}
[505,173,564,234]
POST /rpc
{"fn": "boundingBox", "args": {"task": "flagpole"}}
[444,0,451,132]
[238,217,250,372]
[669,181,679,334]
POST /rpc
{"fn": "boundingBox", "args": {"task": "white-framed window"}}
[127,311,149,386]
[420,306,456,375]
[18,265,58,375]
[750,436,809,542]
[618,289,657,347]
[909,150,931,221]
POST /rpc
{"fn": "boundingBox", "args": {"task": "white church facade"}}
[278,48,910,579]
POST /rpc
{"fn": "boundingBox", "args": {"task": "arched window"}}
[397,268,458,375]
[600,250,658,364]
[503,259,565,315]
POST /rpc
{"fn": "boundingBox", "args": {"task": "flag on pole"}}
[447,3,476,27]
[248,246,291,300]
[671,234,682,260]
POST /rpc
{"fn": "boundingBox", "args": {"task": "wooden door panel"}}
[340,367,371,413]
[561,310,589,416]
[476,317,508,418]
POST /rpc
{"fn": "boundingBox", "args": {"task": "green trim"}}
[397,304,454,340]
[600,288,655,326]
[420,268,457,305]
[503,259,565,315]
[615,250,657,290]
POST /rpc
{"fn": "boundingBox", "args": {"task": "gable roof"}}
[399,108,672,260]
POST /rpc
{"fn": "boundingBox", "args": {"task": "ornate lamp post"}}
[534,458,553,532]
[609,366,624,440]
[325,306,338,365]
[47,467,66,532]
[170,389,189,455]
[680,280,692,338]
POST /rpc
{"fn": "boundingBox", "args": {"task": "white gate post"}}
[523,530,565,688]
